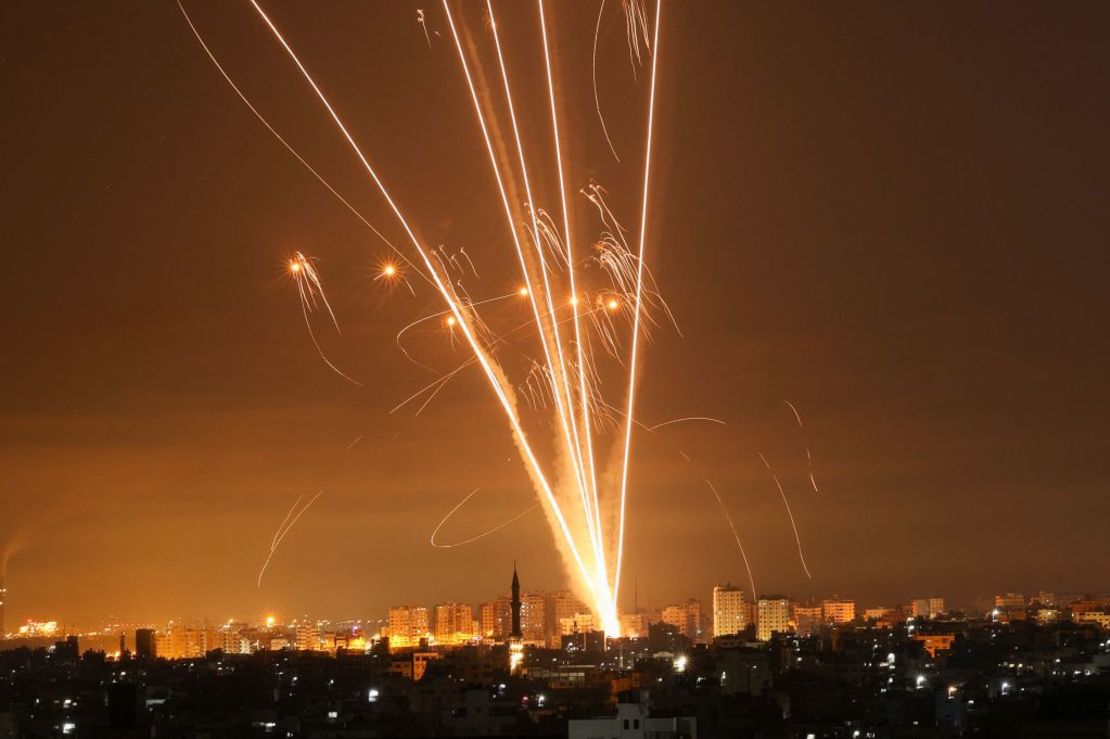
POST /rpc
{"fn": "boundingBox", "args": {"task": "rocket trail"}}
[487,0,600,576]
[417,9,432,48]
[177,1,429,284]
[621,0,652,71]
[394,290,523,370]
[758,452,812,579]
[258,491,324,587]
[188,1,678,636]
[430,488,540,548]
[249,0,605,615]
[539,0,608,595]
[614,0,662,605]
[704,479,758,604]
[648,416,727,431]
[592,0,621,162]
[442,0,617,628]
[289,252,363,387]
[783,399,821,494]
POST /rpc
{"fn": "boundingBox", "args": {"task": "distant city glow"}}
[18,621,58,637]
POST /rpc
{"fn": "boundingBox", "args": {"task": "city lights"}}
[2,1,1106,737]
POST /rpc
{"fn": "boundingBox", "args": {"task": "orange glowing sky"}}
[1,1,1108,626]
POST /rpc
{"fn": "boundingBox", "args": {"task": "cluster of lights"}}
[18,621,59,637]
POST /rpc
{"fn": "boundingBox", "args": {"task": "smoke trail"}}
[1,538,26,578]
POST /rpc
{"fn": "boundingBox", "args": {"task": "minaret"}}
[508,563,524,674]
[510,563,522,639]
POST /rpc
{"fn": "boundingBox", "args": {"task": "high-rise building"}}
[756,596,791,641]
[217,624,252,654]
[660,599,703,641]
[862,607,894,623]
[546,591,587,647]
[388,606,430,648]
[559,612,596,636]
[479,601,496,639]
[793,604,822,636]
[294,622,320,651]
[521,591,546,645]
[154,624,213,659]
[713,584,748,637]
[1032,591,1056,607]
[822,598,856,624]
[388,607,412,646]
[619,612,647,638]
[134,628,156,659]
[433,602,473,644]
[910,597,945,619]
[479,597,512,640]
[685,599,704,642]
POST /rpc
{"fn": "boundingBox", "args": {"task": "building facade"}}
[713,584,748,638]
[822,598,856,624]
[756,596,791,641]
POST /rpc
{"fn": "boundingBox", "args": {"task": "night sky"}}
[2,1,1108,627]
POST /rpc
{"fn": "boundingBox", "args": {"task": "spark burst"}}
[185,0,667,636]
[287,251,362,387]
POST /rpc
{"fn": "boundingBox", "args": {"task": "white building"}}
[568,692,696,739]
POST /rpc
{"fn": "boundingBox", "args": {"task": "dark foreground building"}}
[0,614,1107,737]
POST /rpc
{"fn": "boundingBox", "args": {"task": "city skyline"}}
[2,563,1097,639]
[3,1,1109,629]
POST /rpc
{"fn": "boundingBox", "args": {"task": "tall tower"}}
[510,564,522,639]
[508,564,523,673]
[0,575,6,638]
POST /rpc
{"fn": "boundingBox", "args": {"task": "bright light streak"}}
[186,1,708,638]
[705,479,757,606]
[287,251,363,387]
[258,491,324,587]
[430,489,540,548]
[758,452,812,579]
[783,399,821,494]
[614,0,662,606]
[440,0,609,615]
